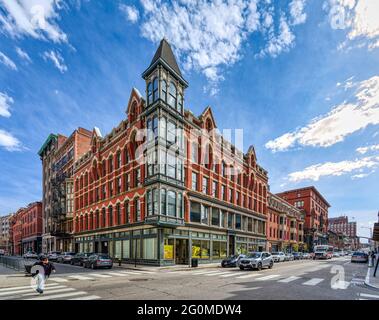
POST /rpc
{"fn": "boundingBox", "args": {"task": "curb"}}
[364,280,379,291]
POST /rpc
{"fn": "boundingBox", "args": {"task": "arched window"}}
[135,198,140,221]
[116,151,121,169]
[153,77,159,102]
[124,201,129,224]
[123,147,129,165]
[161,80,167,102]
[168,81,177,109]
[147,82,152,105]
[102,208,106,228]
[116,203,121,225]
[102,160,106,177]
[130,102,137,122]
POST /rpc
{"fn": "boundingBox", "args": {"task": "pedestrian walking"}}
[32,255,56,294]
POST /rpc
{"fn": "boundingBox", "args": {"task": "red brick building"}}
[20,202,43,254]
[10,202,43,255]
[328,216,359,250]
[276,186,330,251]
[39,128,92,253]
[267,193,304,252]
[73,39,268,265]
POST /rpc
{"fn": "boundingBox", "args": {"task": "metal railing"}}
[0,256,28,272]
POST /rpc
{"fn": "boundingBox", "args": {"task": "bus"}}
[313,245,334,260]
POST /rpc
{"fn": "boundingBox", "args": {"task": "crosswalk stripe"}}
[359,293,379,299]
[331,281,350,289]
[278,276,301,283]
[255,275,280,281]
[68,275,94,280]
[220,273,243,278]
[0,283,59,292]
[69,295,101,300]
[302,278,324,286]
[49,278,68,282]
[18,287,75,298]
[90,274,112,278]
[25,291,89,300]
[0,284,62,297]
[236,273,263,279]
[0,286,68,299]
[191,271,220,275]
[203,272,230,276]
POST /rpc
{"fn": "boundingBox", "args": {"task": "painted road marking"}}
[68,275,94,281]
[359,293,379,299]
[278,276,301,283]
[0,284,61,297]
[103,272,128,277]
[26,291,89,300]
[90,273,113,278]
[0,283,59,292]
[49,277,69,282]
[302,278,324,286]
[236,273,263,279]
[0,285,68,299]
[204,272,230,277]
[220,272,245,278]
[69,295,101,300]
[255,275,281,281]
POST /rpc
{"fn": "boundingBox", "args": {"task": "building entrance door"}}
[94,242,99,253]
[101,241,108,254]
[228,235,235,256]
[175,239,188,264]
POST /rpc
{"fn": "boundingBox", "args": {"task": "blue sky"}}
[0,0,378,240]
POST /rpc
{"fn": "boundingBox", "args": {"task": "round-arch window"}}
[168,82,177,109]
[153,78,159,102]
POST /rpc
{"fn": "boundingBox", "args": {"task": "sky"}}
[0,0,378,241]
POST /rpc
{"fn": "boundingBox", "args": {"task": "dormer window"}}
[168,81,177,109]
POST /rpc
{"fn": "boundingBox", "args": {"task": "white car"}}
[23,251,38,259]
[333,251,340,257]
[271,251,286,262]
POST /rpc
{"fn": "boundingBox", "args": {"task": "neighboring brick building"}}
[0,214,13,254]
[20,202,43,254]
[328,216,359,250]
[267,193,304,252]
[276,186,330,251]
[11,209,23,256]
[38,128,92,253]
[73,39,268,265]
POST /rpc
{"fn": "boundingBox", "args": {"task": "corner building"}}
[73,39,268,265]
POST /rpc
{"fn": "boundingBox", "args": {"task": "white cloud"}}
[356,144,379,154]
[42,50,67,73]
[288,155,379,182]
[0,129,22,151]
[0,51,17,70]
[138,0,307,92]
[15,46,32,63]
[266,75,379,152]
[0,0,67,43]
[289,0,307,25]
[119,4,139,23]
[0,92,13,118]
[323,0,379,50]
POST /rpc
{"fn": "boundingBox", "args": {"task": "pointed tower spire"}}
[142,38,188,87]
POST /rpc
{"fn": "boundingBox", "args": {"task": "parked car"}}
[23,251,38,259]
[221,254,246,268]
[333,251,340,258]
[71,252,95,266]
[351,251,368,263]
[84,254,113,269]
[302,253,311,259]
[239,252,273,271]
[284,253,294,261]
[57,252,76,263]
[47,251,61,261]
[271,252,286,262]
[0,249,5,256]
[292,252,302,260]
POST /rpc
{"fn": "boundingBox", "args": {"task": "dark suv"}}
[71,252,95,266]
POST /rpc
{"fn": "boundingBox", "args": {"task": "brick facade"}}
[276,186,330,251]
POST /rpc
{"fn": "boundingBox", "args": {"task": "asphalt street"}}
[0,256,378,300]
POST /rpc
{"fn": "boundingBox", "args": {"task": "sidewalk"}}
[112,262,220,272]
[364,258,379,290]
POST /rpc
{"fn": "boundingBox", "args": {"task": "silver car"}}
[239,252,274,271]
